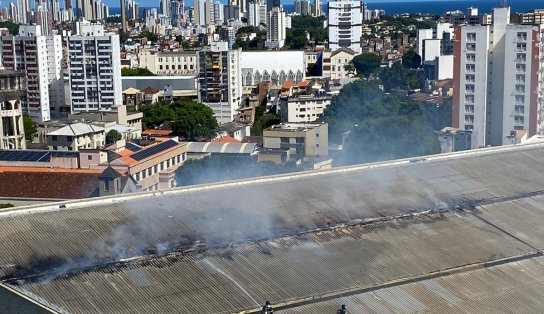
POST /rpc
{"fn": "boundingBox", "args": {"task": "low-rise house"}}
[216,121,250,141]
[81,139,188,191]
[142,87,161,105]
[123,87,144,109]
[47,123,105,151]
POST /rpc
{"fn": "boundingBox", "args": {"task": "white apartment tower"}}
[265,6,286,49]
[328,0,363,53]
[66,23,122,112]
[453,7,544,147]
[0,25,63,122]
[198,42,242,124]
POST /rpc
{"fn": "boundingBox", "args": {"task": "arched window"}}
[271,70,278,83]
[263,70,271,82]
[295,70,303,83]
[279,70,287,84]
[254,71,262,84]
[243,71,252,86]
[13,101,20,110]
[287,70,295,82]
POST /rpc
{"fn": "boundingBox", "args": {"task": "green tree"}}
[323,81,440,165]
[23,113,37,141]
[171,99,218,140]
[121,67,155,76]
[250,105,280,136]
[139,31,158,42]
[105,129,123,144]
[379,62,422,91]
[175,155,298,186]
[141,99,218,141]
[402,49,422,69]
[0,21,19,35]
[306,63,320,76]
[350,53,382,78]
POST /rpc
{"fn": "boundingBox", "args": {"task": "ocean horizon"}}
[110,0,541,16]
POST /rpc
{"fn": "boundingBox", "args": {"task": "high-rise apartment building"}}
[328,0,363,53]
[66,23,122,112]
[1,25,63,122]
[194,0,213,25]
[453,7,544,147]
[198,41,242,124]
[265,6,286,49]
[312,0,321,17]
[247,0,264,26]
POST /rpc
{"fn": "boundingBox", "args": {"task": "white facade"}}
[328,0,363,54]
[247,0,265,26]
[67,23,122,113]
[265,7,286,49]
[138,50,198,75]
[422,38,441,62]
[0,25,63,122]
[417,29,433,60]
[240,51,305,86]
[198,42,242,124]
[329,48,357,79]
[435,55,453,80]
[279,95,332,123]
[453,7,544,147]
[46,123,105,151]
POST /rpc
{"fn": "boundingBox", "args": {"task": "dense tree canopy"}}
[105,129,122,144]
[175,155,298,186]
[324,81,440,165]
[139,31,158,42]
[0,21,18,35]
[23,113,37,141]
[250,105,280,136]
[285,15,327,49]
[141,99,218,141]
[350,53,382,78]
[380,62,422,91]
[402,49,422,69]
[121,68,155,76]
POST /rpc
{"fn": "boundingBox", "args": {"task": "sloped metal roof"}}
[186,142,257,154]
[2,143,544,313]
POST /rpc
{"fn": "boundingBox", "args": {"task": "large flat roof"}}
[2,143,544,312]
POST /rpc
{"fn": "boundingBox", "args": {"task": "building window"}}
[515,116,524,125]
[464,115,474,124]
[516,43,526,52]
[516,53,526,62]
[465,105,474,113]
[465,64,475,73]
[515,105,524,114]
[104,180,110,191]
[466,33,476,41]
[515,85,525,93]
[466,54,475,62]
[465,74,475,82]
[516,64,526,72]
[465,84,475,93]
[466,43,476,51]
[87,155,92,160]
[517,32,527,41]
[516,74,526,83]
[52,135,57,141]
[515,95,525,104]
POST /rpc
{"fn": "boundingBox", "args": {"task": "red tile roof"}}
[212,136,241,143]
[281,80,294,89]
[142,129,174,137]
[0,167,102,199]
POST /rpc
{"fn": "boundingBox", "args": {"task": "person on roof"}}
[262,300,274,313]
[337,304,348,314]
